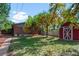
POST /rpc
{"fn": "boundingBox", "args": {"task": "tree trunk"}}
[46,25,48,37]
[53,24,55,30]
[41,24,44,35]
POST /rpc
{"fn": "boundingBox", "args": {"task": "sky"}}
[9,3,49,23]
[9,3,73,23]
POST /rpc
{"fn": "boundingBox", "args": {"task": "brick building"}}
[13,23,27,36]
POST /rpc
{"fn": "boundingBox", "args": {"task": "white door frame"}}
[63,26,73,40]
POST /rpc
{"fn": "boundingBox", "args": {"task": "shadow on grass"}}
[8,36,47,51]
[49,39,79,46]
[8,36,79,56]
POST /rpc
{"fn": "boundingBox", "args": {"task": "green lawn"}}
[8,35,79,56]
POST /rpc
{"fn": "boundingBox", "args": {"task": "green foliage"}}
[25,16,33,27]
[49,3,65,13]
[49,3,79,26]
[49,3,65,29]
[61,3,79,23]
[24,3,79,35]
[0,3,10,20]
[0,3,11,30]
[1,20,12,31]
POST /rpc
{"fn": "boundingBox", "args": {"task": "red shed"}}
[59,22,79,40]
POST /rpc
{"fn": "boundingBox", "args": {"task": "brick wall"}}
[13,23,27,36]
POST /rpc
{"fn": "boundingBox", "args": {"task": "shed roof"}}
[61,22,79,29]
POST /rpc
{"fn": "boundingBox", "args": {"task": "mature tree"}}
[49,3,79,28]
[31,12,46,34]
[41,12,51,37]
[24,16,33,33]
[1,20,13,31]
[49,3,65,29]
[61,3,79,23]
[0,3,11,31]
[70,3,79,16]
[69,3,79,23]
[34,12,51,37]
[0,3,10,21]
[24,15,42,34]
[24,12,52,36]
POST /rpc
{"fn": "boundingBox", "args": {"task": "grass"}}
[8,35,79,56]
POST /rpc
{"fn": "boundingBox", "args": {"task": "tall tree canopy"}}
[0,3,11,30]
[49,3,65,29]
[24,3,79,36]
[49,3,79,25]
[61,3,79,23]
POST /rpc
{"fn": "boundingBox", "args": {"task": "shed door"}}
[63,27,73,40]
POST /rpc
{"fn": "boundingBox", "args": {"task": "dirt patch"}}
[0,35,7,47]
